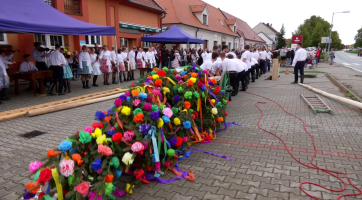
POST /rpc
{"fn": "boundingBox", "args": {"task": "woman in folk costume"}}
[121,47,130,81]
[110,46,118,84]
[117,48,126,83]
[99,45,113,85]
[145,47,156,73]
[172,50,181,68]
[128,46,136,80]
[136,47,146,77]
[78,45,93,89]
[0,56,10,104]
[90,47,102,86]
[61,48,73,93]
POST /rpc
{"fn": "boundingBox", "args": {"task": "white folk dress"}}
[99,50,113,73]
[90,53,102,75]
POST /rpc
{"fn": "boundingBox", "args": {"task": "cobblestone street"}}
[1,63,362,199]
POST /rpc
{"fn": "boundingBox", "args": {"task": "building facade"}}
[253,23,280,49]
[0,0,164,71]
[157,0,239,50]
[257,32,274,49]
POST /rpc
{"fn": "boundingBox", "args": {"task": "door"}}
[204,40,208,50]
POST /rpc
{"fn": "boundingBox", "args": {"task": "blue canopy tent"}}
[141,25,204,45]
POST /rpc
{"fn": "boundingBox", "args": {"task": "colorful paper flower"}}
[98,145,113,156]
[212,108,218,115]
[157,118,164,128]
[105,174,114,183]
[173,95,180,103]
[184,91,193,99]
[177,87,184,93]
[139,92,147,101]
[91,158,102,171]
[59,141,72,152]
[114,99,122,107]
[122,152,134,165]
[150,111,160,121]
[172,107,179,114]
[47,149,61,157]
[106,129,115,136]
[190,77,197,83]
[59,158,74,177]
[175,74,181,80]
[94,111,106,121]
[36,168,52,185]
[225,111,228,116]
[79,131,92,143]
[131,89,139,97]
[131,142,145,155]
[109,157,120,168]
[72,153,83,166]
[133,99,141,107]
[218,117,224,123]
[84,126,92,134]
[161,116,170,123]
[184,101,191,109]
[152,104,159,111]
[119,94,127,100]
[74,181,89,197]
[121,106,131,116]
[92,128,102,138]
[29,161,44,173]
[133,113,144,123]
[174,117,181,125]
[187,79,194,87]
[139,124,151,135]
[175,137,183,147]
[112,133,123,143]
[96,134,107,145]
[193,92,200,98]
[144,103,152,112]
[169,137,177,146]
[26,182,40,194]
[183,137,189,143]
[183,121,191,129]
[124,131,135,141]
[152,74,159,80]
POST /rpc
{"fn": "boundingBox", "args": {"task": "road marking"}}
[352,63,361,65]
[342,63,351,65]
[341,65,362,73]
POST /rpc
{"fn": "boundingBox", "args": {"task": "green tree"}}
[355,28,362,48]
[277,24,286,49]
[311,22,325,46]
[331,31,342,49]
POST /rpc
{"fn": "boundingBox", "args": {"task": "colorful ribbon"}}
[189,147,235,161]
[216,122,244,133]
[51,168,63,200]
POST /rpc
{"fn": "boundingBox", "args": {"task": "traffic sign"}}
[321,37,332,43]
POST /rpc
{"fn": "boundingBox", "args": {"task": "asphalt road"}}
[334,51,362,72]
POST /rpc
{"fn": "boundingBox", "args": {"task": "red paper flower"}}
[74,181,90,197]
[135,169,145,180]
[214,86,220,94]
[37,168,52,185]
[92,123,100,129]
[105,174,114,183]
[155,79,162,87]
[175,137,183,147]
[173,70,178,74]
[205,136,212,141]
[197,82,203,88]
[184,101,191,109]
[158,70,166,76]
[193,111,199,118]
[112,133,123,143]
[38,192,45,198]
[224,111,228,116]
[187,79,193,87]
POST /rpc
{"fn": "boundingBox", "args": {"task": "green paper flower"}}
[223,99,228,104]
[105,182,114,195]
[151,71,157,75]
[178,87,184,93]
[79,131,92,144]
[110,157,120,168]
[193,92,200,98]
[195,67,200,71]
[189,109,194,113]
[201,92,205,97]
[33,170,40,182]
[216,102,222,108]
[162,67,169,72]
[173,86,178,91]
[133,108,143,116]
[68,174,78,186]
[159,105,166,111]
[152,104,159,111]
[167,149,175,157]
[184,91,193,99]
[172,107,179,114]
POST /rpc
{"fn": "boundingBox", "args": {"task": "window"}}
[64,0,81,15]
[34,34,64,48]
[234,26,236,33]
[228,42,232,49]
[219,20,224,26]
[85,35,101,46]
[214,41,218,47]
[0,33,7,44]
[203,14,207,25]
[44,0,54,7]
[143,34,152,48]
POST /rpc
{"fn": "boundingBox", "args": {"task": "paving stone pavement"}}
[1,64,362,200]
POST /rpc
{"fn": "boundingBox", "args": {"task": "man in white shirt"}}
[226,49,237,58]
[235,55,247,91]
[220,52,238,96]
[292,43,307,84]
[211,55,222,76]
[241,45,252,88]
[47,44,67,96]
[252,48,260,80]
[266,49,272,72]
[259,47,267,75]
[280,47,288,67]
[200,52,218,75]
[19,54,38,72]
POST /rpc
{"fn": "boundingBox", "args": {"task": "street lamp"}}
[327,11,350,58]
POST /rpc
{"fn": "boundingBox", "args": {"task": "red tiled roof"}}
[221,10,265,43]
[263,23,280,34]
[225,19,236,25]
[127,0,165,12]
[157,0,238,36]
[190,4,206,13]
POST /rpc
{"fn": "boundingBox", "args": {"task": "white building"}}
[257,32,274,49]
[157,0,239,50]
[253,23,280,49]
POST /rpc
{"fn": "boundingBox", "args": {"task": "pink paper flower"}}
[146,96,153,102]
[114,99,122,107]
[123,131,135,141]
[178,80,183,84]
[98,145,113,156]
[125,91,131,96]
[88,191,103,200]
[144,103,152,112]
[132,99,141,107]
[74,182,90,197]
[162,107,173,118]
[84,126,92,134]
[59,158,74,177]
[183,137,189,143]
[131,142,145,155]
[29,161,44,173]
[175,74,181,80]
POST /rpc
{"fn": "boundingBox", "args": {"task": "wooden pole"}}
[27,93,125,117]
[299,83,362,109]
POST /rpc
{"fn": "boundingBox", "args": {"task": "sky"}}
[203,0,361,45]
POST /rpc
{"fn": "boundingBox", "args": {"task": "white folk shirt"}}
[78,51,92,69]
[266,52,272,60]
[292,48,307,67]
[200,59,213,71]
[111,51,117,63]
[0,56,13,69]
[226,52,237,58]
[252,52,259,60]
[32,49,50,63]
[259,51,267,60]
[221,58,237,72]
[242,50,252,69]
[48,50,67,66]
[129,50,136,64]
[99,50,113,67]
[117,54,124,65]
[251,58,258,66]
[90,53,100,66]
[211,58,222,74]
[232,59,245,73]
[145,51,156,64]
[19,61,38,72]
[236,59,247,72]
[136,51,145,60]
[201,52,208,60]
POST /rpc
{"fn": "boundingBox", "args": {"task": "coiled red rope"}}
[243,91,362,200]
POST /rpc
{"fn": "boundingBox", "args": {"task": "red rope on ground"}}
[243,91,362,200]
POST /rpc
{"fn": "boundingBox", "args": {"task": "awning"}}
[119,21,161,33]
[119,27,140,34]
[141,25,204,44]
[0,0,115,35]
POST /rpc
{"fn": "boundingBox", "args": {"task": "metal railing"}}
[64,0,81,15]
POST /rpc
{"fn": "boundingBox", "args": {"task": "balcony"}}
[64,0,81,15]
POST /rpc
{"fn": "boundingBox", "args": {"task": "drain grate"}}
[19,130,47,139]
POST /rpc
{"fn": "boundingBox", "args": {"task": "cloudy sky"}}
[204,0,360,45]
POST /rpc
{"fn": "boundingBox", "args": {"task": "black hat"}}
[34,42,41,47]
[23,54,31,58]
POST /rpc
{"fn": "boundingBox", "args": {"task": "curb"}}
[325,73,362,102]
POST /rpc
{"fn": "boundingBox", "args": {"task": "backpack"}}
[197,56,203,66]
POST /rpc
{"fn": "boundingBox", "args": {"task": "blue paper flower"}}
[23,189,36,199]
[173,95,180,103]
[181,71,187,76]
[106,129,115,136]
[126,97,131,102]
[183,121,191,129]
[139,124,151,135]
[119,94,127,101]
[59,141,72,152]
[162,115,170,123]
[169,138,177,146]
[139,92,147,101]
[107,109,114,116]
[95,111,106,121]
[150,111,160,121]
[91,158,102,171]
[201,85,206,91]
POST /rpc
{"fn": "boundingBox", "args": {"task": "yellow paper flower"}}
[162,87,170,94]
[211,108,218,115]
[190,77,197,83]
[157,118,164,128]
[96,134,107,145]
[152,74,159,80]
[121,106,131,116]
[92,128,102,138]
[126,183,135,194]
[116,106,122,112]
[122,152,134,165]
[174,118,181,125]
[211,99,216,104]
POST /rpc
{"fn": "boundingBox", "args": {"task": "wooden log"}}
[27,93,125,117]
[272,59,279,81]
[299,83,362,109]
[0,112,27,121]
